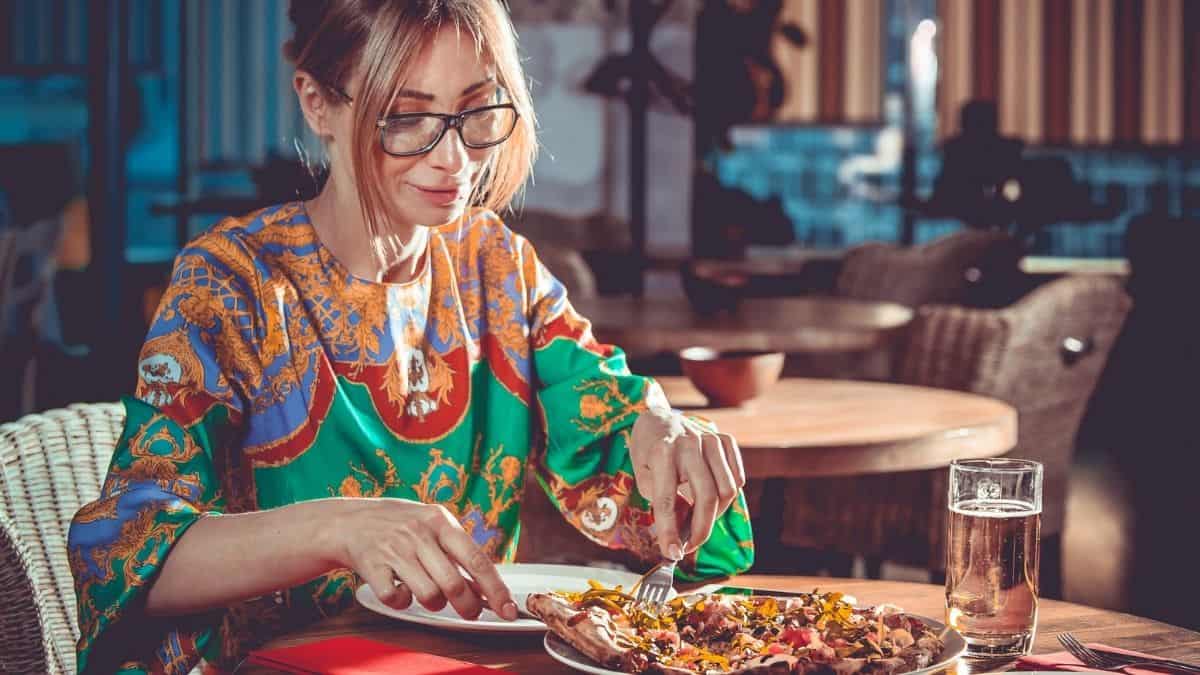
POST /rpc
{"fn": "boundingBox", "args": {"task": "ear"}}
[294,71,334,138]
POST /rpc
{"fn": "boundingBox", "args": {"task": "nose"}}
[425,124,470,176]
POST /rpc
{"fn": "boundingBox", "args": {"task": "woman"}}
[69,1,754,672]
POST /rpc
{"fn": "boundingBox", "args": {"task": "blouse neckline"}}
[294,200,433,291]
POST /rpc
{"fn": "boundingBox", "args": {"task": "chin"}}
[395,200,468,228]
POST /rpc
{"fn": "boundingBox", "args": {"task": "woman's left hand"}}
[628,385,746,561]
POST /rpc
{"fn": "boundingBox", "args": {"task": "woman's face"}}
[329,28,501,228]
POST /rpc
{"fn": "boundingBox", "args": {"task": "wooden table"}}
[572,296,913,357]
[248,576,1200,673]
[658,377,1017,478]
[689,253,844,280]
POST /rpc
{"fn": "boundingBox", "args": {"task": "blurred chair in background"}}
[0,217,66,420]
[535,244,597,300]
[835,228,1027,309]
[793,228,1026,381]
[780,276,1131,598]
[0,143,89,422]
[508,209,633,296]
[0,403,125,674]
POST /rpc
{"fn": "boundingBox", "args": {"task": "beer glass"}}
[945,458,1043,659]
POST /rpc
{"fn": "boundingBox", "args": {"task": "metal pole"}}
[899,0,918,245]
[629,0,651,297]
[86,0,131,391]
[176,0,190,248]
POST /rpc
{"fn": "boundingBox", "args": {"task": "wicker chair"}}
[0,402,124,674]
[0,509,53,673]
[835,229,1025,309]
[780,276,1131,593]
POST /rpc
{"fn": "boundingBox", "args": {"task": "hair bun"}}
[283,0,335,63]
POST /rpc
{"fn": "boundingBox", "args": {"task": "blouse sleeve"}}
[68,241,258,674]
[519,237,754,581]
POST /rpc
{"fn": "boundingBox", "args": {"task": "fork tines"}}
[634,561,675,608]
[1058,633,1098,665]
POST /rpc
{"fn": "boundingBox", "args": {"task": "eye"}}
[388,116,427,130]
[463,87,501,110]
[459,98,487,113]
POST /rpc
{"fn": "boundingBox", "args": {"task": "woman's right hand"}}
[327,498,518,621]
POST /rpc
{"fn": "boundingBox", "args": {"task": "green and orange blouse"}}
[68,203,754,673]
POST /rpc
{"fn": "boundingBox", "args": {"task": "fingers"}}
[363,564,413,610]
[643,415,747,557]
[438,525,518,621]
[390,555,445,612]
[702,433,740,519]
[414,541,484,620]
[351,502,519,622]
[631,408,683,502]
[633,453,656,506]
[681,437,720,552]
[464,577,524,623]
[648,439,684,560]
[678,480,695,505]
[719,431,747,491]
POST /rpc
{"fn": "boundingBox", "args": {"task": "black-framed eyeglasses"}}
[327,85,519,157]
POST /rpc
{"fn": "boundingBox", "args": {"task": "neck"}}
[306,177,428,283]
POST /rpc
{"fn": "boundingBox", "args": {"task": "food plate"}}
[543,614,967,675]
[355,563,665,633]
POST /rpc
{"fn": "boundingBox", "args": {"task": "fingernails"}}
[667,543,683,561]
[502,600,519,621]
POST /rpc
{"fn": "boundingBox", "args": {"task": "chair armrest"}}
[0,510,58,674]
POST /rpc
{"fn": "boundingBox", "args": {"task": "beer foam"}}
[950,499,1041,517]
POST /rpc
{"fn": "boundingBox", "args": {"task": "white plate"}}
[355,563,655,633]
[545,632,622,675]
[544,614,968,675]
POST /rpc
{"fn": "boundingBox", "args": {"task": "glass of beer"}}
[945,458,1043,659]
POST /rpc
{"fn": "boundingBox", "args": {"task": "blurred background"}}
[0,0,1196,629]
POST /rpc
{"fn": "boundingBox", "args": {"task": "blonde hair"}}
[284,0,537,266]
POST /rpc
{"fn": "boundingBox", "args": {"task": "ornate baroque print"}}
[68,203,755,675]
[574,378,648,437]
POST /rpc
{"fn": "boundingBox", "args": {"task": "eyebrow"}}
[393,77,497,102]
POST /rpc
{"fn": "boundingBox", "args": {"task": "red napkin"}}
[1015,642,1175,675]
[247,636,512,674]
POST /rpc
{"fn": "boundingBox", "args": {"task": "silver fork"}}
[1058,633,1200,674]
[634,557,677,609]
[634,528,691,610]
[635,513,693,610]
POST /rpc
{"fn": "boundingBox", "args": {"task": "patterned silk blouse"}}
[67,203,754,674]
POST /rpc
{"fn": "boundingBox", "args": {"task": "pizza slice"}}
[527,584,944,675]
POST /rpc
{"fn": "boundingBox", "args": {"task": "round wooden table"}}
[572,296,913,356]
[247,575,1200,674]
[658,377,1017,478]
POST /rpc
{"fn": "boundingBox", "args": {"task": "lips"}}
[411,183,465,206]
